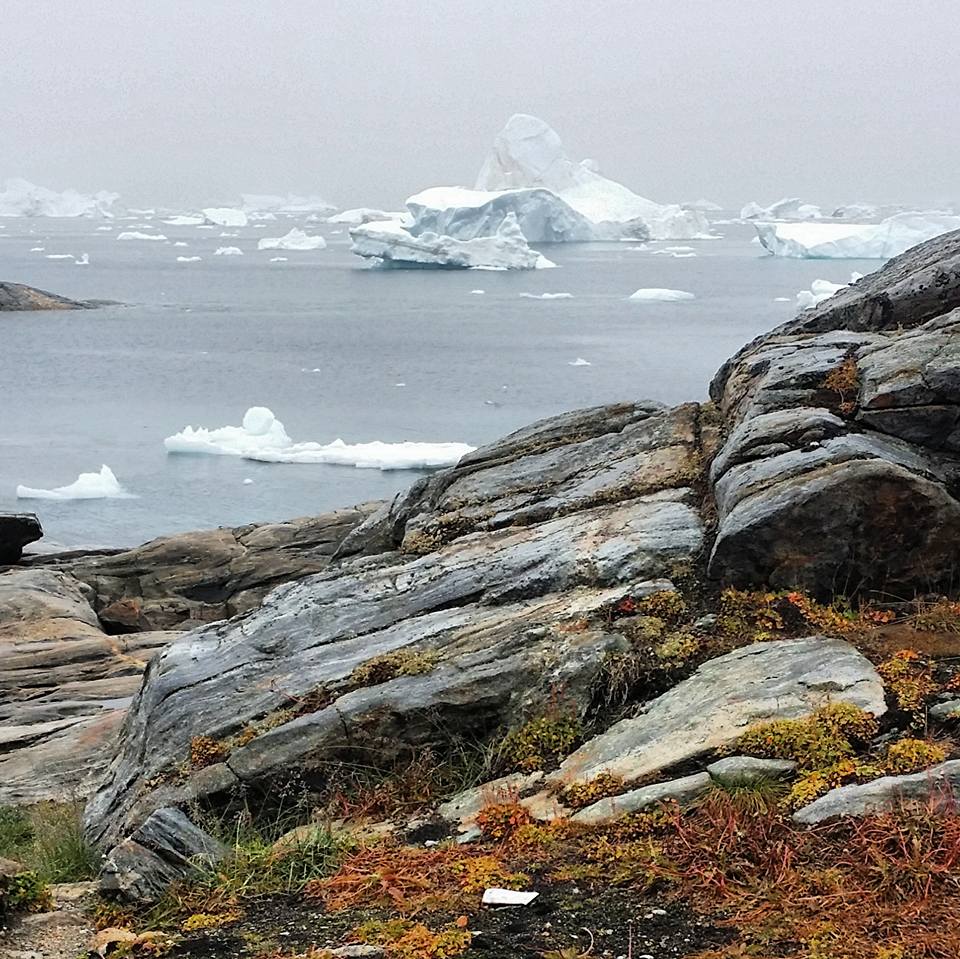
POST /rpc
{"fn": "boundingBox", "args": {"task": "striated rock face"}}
[0,282,95,311]
[0,513,42,564]
[0,508,377,805]
[84,401,706,854]
[548,636,885,788]
[708,230,960,593]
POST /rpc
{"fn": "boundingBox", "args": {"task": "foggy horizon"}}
[4,1,958,211]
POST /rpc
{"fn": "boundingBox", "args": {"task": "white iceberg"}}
[475,114,709,240]
[176,255,202,262]
[0,178,119,218]
[740,198,822,221]
[117,231,167,241]
[755,213,960,259]
[327,207,400,225]
[257,228,327,251]
[202,207,248,227]
[569,357,591,366]
[165,407,473,470]
[796,272,863,309]
[46,254,74,260]
[214,246,243,256]
[350,213,555,270]
[519,292,573,299]
[16,465,134,500]
[629,288,696,302]
[240,194,336,217]
[406,185,597,242]
[163,214,205,226]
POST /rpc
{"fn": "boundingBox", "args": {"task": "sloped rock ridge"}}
[80,228,960,897]
[0,281,96,311]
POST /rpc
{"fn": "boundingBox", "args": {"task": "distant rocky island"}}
[3,229,960,958]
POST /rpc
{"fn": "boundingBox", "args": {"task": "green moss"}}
[350,649,438,687]
[500,714,582,772]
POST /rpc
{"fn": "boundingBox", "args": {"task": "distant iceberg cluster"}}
[755,213,960,259]
[165,407,475,470]
[349,113,711,271]
[0,178,119,218]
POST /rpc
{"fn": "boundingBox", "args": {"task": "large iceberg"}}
[165,406,473,470]
[202,208,248,227]
[257,228,326,251]
[16,464,134,500]
[350,213,555,270]
[474,114,709,240]
[740,198,822,221]
[0,178,119,218]
[405,186,598,242]
[755,212,960,259]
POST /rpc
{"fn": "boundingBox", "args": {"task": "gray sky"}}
[3,1,957,211]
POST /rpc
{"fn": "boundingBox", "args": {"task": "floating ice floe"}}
[519,292,573,299]
[219,232,239,238]
[165,407,474,470]
[470,289,485,295]
[795,272,864,309]
[30,247,44,252]
[16,465,134,501]
[629,288,696,302]
[755,213,960,259]
[176,256,202,262]
[96,226,113,231]
[163,214,205,226]
[76,253,89,266]
[327,207,400,225]
[475,114,711,240]
[652,245,697,257]
[0,178,119,218]
[173,241,188,247]
[257,228,327,251]
[569,357,591,366]
[740,198,823,221]
[269,256,288,262]
[350,213,555,270]
[240,194,336,217]
[242,478,254,485]
[214,246,243,256]
[46,254,74,260]
[117,231,167,241]
[202,208,248,227]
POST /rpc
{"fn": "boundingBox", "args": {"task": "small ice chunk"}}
[219,231,239,238]
[795,273,861,309]
[258,228,327,251]
[470,289,485,295]
[481,888,539,906]
[569,357,591,366]
[96,226,113,231]
[202,207,248,227]
[214,246,243,256]
[519,292,573,299]
[46,253,75,260]
[75,253,89,265]
[30,247,45,252]
[242,478,254,485]
[117,231,168,241]
[163,215,204,226]
[628,288,695,302]
[17,465,134,501]
[173,241,188,247]
[269,256,288,262]
[774,296,791,302]
[177,255,202,262]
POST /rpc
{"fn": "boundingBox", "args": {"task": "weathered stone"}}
[0,856,25,877]
[98,807,224,903]
[570,772,712,825]
[0,282,95,312]
[549,637,885,788]
[0,514,42,565]
[793,760,960,825]
[438,772,544,834]
[706,756,797,786]
[930,699,960,721]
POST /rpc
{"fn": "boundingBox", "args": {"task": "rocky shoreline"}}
[3,229,960,956]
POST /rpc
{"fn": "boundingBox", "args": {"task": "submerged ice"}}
[164,407,474,470]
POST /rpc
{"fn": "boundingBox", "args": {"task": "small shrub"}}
[499,713,581,772]
[878,650,940,719]
[822,354,861,414]
[189,735,227,769]
[885,738,948,774]
[475,802,533,841]
[353,918,471,959]
[786,759,886,810]
[350,649,438,686]
[0,870,51,916]
[633,590,688,624]
[558,772,626,810]
[654,629,701,664]
[716,587,785,639]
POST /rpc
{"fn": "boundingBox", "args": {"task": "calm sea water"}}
[0,215,877,548]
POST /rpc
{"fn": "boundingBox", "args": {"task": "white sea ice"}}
[0,178,119,218]
[117,231,168,241]
[242,478,254,485]
[475,114,710,240]
[795,272,864,309]
[76,253,89,266]
[740,198,822,221]
[96,226,113,231]
[756,213,960,259]
[269,256,288,262]
[240,194,336,217]
[202,208,248,227]
[257,228,327,251]
[30,247,44,252]
[176,256,202,262]
[652,245,698,257]
[16,465,134,500]
[165,407,473,470]
[519,292,573,299]
[350,213,554,270]
[46,254,74,260]
[629,288,696,302]
[219,232,239,238]
[569,357,592,366]
[470,289,485,295]
[214,246,243,256]
[163,214,205,226]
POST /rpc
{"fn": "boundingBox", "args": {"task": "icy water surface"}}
[0,216,878,547]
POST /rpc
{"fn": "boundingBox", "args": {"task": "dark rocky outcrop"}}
[0,512,42,564]
[0,282,96,311]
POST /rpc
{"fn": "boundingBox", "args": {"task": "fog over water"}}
[3,1,958,210]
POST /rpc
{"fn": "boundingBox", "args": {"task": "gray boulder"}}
[706,755,797,787]
[793,760,960,825]
[570,772,712,825]
[0,513,42,565]
[549,636,884,788]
